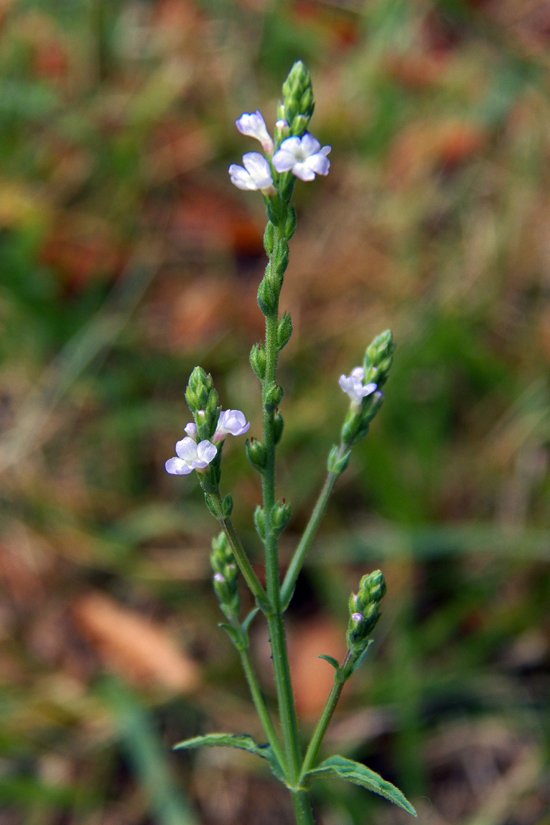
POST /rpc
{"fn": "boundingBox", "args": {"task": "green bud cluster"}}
[211,532,240,620]
[185,366,221,441]
[346,570,387,658]
[362,330,395,389]
[341,330,395,448]
[277,60,315,138]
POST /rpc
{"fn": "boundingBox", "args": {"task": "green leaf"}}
[242,607,260,635]
[317,654,340,670]
[173,734,286,784]
[305,755,416,817]
[218,623,243,649]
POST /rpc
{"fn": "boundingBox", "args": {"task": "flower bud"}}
[273,409,284,445]
[280,61,315,133]
[250,343,266,380]
[272,499,292,534]
[362,330,395,388]
[257,276,278,316]
[277,312,292,350]
[284,205,297,240]
[264,221,275,255]
[245,437,267,471]
[328,445,351,475]
[254,505,265,540]
[264,382,283,411]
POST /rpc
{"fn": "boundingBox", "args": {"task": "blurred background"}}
[1,0,550,823]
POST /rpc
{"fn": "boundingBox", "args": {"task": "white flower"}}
[272,133,331,181]
[184,422,197,439]
[235,110,274,153]
[214,409,250,442]
[229,152,274,191]
[339,367,377,406]
[165,437,217,475]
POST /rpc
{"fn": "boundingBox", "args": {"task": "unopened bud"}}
[272,499,292,534]
[245,437,267,471]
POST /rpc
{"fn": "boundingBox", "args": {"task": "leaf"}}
[242,607,260,635]
[318,654,340,670]
[218,622,243,648]
[349,639,373,675]
[173,734,286,784]
[305,755,417,817]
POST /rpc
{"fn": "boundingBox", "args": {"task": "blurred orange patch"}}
[387,119,488,187]
[73,591,201,692]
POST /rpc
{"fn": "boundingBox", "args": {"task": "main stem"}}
[262,223,314,825]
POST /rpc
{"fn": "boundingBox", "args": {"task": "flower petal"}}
[196,440,217,464]
[184,422,198,438]
[359,382,377,397]
[301,132,321,156]
[321,145,331,156]
[272,149,297,173]
[278,136,301,156]
[292,162,316,181]
[351,367,364,379]
[242,152,273,187]
[306,152,330,176]
[175,437,198,461]
[165,457,193,475]
[229,163,255,190]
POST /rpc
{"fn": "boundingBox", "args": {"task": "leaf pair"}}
[173,735,416,817]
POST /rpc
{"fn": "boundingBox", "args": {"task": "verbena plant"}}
[166,61,416,825]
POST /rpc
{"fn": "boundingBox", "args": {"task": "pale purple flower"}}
[165,437,217,475]
[272,133,331,181]
[213,573,225,583]
[214,409,250,442]
[229,152,274,191]
[339,367,377,407]
[352,612,364,623]
[236,110,274,153]
[184,422,197,439]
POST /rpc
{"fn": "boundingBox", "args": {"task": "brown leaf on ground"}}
[72,591,200,692]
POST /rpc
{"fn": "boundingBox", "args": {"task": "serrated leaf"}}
[173,734,286,783]
[305,755,416,817]
[318,654,340,670]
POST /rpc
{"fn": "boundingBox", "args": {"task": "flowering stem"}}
[238,641,286,771]
[211,494,270,611]
[300,653,351,780]
[281,443,348,611]
[261,219,312,821]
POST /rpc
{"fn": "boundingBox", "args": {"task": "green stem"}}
[281,446,346,610]
[300,655,350,780]
[214,502,269,612]
[290,789,316,824]
[260,221,309,816]
[238,643,286,771]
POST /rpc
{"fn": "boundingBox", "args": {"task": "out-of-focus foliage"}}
[0,0,549,823]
